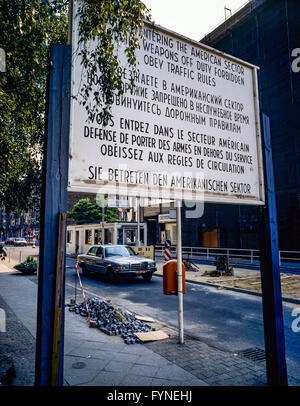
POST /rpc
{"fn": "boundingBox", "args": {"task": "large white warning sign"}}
[69,14,264,205]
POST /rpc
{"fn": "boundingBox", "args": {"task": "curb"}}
[154,273,300,305]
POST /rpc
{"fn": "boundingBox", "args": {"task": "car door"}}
[85,246,98,270]
[94,247,104,273]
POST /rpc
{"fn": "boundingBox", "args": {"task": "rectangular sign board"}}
[132,246,155,260]
[107,196,130,208]
[69,4,264,205]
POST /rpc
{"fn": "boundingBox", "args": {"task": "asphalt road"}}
[65,256,300,383]
[4,247,299,382]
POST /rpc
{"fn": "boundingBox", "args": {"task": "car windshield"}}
[105,246,137,257]
[16,238,25,241]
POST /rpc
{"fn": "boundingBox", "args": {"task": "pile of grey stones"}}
[69,297,152,344]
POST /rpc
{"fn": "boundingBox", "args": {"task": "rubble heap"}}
[69,297,152,344]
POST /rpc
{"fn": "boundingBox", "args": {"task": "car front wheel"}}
[106,268,116,283]
[142,272,152,282]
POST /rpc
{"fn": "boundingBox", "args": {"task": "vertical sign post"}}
[102,196,105,244]
[260,114,288,386]
[35,45,71,386]
[51,212,67,386]
[137,197,141,246]
[176,200,184,344]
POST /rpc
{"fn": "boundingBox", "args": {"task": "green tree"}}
[0,0,68,214]
[0,0,150,214]
[76,0,150,124]
[67,198,120,225]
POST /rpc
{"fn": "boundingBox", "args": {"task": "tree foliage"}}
[0,0,150,214]
[67,198,120,225]
[0,0,68,214]
[76,0,150,125]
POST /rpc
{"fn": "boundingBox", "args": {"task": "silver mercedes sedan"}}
[77,244,157,282]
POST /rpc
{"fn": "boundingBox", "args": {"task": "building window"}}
[85,230,92,245]
[166,229,171,242]
[171,226,177,243]
[67,230,72,244]
[94,229,102,244]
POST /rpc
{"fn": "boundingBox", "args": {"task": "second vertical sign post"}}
[176,200,184,344]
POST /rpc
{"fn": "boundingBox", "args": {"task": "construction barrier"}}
[75,261,92,323]
[163,259,186,295]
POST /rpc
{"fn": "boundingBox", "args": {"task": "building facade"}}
[0,204,40,241]
[177,0,300,251]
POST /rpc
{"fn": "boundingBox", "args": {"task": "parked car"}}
[14,238,27,247]
[77,244,157,282]
[5,237,15,245]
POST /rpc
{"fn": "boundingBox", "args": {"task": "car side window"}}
[96,247,103,257]
[88,247,97,256]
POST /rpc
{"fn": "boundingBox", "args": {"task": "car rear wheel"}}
[81,264,89,276]
[142,272,152,282]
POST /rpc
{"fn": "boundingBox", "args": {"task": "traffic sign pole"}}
[137,197,140,247]
[176,200,184,344]
[102,196,105,244]
[35,45,71,386]
[259,114,288,386]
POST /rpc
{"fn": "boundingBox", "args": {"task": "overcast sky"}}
[143,0,250,41]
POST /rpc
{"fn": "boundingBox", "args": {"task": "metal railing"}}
[155,245,300,269]
[155,245,260,265]
[279,250,300,267]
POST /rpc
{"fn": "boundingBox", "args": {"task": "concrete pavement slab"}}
[0,267,37,337]
[0,262,207,386]
[119,373,155,386]
[0,295,35,386]
[65,308,208,386]
[85,371,129,386]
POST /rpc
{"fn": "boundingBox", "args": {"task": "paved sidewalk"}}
[63,308,206,386]
[0,262,205,386]
[0,261,270,386]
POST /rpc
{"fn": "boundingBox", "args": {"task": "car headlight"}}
[116,265,129,271]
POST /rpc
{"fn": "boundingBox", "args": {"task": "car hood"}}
[105,256,154,265]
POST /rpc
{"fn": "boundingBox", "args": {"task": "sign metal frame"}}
[68,18,265,206]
